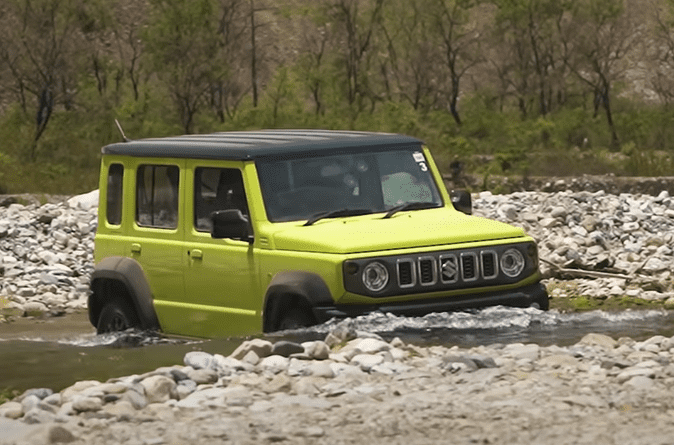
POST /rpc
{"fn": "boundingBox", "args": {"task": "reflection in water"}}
[1,306,673,394]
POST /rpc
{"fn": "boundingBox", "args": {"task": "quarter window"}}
[194,167,249,232]
[136,165,179,229]
[106,163,123,225]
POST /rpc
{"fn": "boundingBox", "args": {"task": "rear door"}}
[127,159,186,330]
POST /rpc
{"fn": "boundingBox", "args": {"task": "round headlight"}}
[500,248,525,277]
[362,262,389,292]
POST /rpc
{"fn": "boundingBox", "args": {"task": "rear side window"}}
[136,165,179,229]
[106,164,124,225]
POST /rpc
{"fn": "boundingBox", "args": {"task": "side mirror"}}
[211,209,253,242]
[450,190,472,215]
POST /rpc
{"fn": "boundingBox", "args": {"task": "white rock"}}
[305,362,335,378]
[616,367,656,383]
[258,355,289,374]
[504,343,540,361]
[230,339,273,360]
[0,402,23,419]
[72,396,103,412]
[67,190,99,211]
[350,354,385,371]
[140,375,176,404]
[302,341,330,360]
[184,351,213,370]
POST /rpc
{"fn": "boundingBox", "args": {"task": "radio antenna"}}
[114,119,129,142]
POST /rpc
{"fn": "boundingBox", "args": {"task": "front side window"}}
[257,147,443,222]
[106,163,124,225]
[136,165,179,229]
[194,167,249,232]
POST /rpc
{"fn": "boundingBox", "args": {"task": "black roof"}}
[102,129,423,160]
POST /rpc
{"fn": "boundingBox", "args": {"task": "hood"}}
[269,209,526,254]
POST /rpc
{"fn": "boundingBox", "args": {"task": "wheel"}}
[277,307,316,331]
[97,299,140,334]
[532,294,550,311]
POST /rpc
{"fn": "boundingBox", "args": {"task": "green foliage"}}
[551,295,667,312]
[1,0,674,195]
[0,387,19,405]
[142,0,227,133]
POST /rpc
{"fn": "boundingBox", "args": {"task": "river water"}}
[2,307,674,395]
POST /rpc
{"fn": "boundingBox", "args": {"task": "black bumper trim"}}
[312,283,548,323]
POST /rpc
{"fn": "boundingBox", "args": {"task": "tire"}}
[533,294,550,311]
[96,299,140,334]
[277,307,316,331]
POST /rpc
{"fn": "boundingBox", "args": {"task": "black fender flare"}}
[88,256,160,331]
[262,271,333,332]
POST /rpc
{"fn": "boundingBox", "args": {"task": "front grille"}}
[481,251,497,279]
[418,256,437,285]
[345,243,533,298]
[397,259,415,288]
[461,253,478,281]
[391,249,505,292]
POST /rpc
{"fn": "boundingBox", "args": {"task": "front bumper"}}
[312,282,548,323]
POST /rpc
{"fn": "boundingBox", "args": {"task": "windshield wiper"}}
[304,208,373,226]
[382,201,439,219]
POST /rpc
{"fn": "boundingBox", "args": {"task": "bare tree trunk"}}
[250,0,258,108]
[449,72,461,126]
[599,79,619,149]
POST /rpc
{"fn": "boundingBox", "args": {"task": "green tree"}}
[651,0,674,107]
[324,0,386,115]
[110,1,149,102]
[433,0,483,125]
[294,6,332,116]
[561,0,636,148]
[0,0,88,157]
[143,0,227,133]
[209,0,249,122]
[490,0,569,118]
[380,0,443,112]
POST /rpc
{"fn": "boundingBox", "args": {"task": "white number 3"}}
[419,162,428,171]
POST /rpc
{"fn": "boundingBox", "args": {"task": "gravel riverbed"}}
[2,184,674,444]
[3,328,674,444]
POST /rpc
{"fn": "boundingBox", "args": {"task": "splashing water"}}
[283,306,674,347]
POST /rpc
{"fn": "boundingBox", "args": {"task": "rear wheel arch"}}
[262,271,333,332]
[89,256,160,332]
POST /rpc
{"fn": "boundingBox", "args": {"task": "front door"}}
[181,163,260,337]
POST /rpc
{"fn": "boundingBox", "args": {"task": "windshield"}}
[256,147,444,222]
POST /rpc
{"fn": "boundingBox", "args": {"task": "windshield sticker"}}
[413,151,428,172]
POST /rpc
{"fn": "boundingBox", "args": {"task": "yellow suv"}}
[88,130,547,337]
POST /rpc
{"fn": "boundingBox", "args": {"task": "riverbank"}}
[3,183,674,443]
[2,327,674,444]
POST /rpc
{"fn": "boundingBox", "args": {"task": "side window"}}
[106,164,124,225]
[136,165,179,229]
[194,167,248,232]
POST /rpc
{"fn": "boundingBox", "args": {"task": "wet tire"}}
[277,307,316,331]
[97,299,140,334]
[533,294,550,311]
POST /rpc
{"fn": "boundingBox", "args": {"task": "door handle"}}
[131,243,141,253]
[189,249,203,259]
